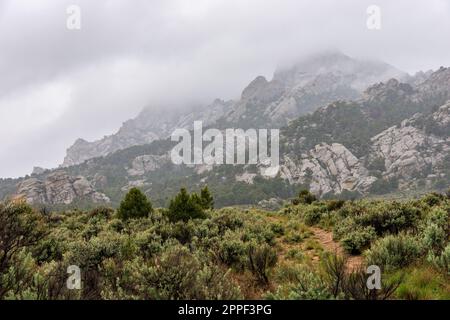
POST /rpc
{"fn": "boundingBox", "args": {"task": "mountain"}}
[62,51,405,167]
[222,51,406,127]
[2,56,449,208]
[62,99,233,166]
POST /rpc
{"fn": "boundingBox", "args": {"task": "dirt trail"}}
[310,227,364,272]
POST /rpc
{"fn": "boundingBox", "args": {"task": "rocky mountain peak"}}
[241,76,269,100]
[362,78,415,103]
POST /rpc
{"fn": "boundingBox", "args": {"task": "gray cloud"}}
[1,0,450,178]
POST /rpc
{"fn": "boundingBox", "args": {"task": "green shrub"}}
[267,267,332,300]
[89,206,114,218]
[167,188,207,222]
[365,234,423,270]
[427,243,450,275]
[215,232,247,269]
[340,226,376,254]
[211,211,244,235]
[421,192,445,207]
[298,190,317,205]
[0,201,47,299]
[285,248,304,261]
[247,243,277,284]
[270,223,285,236]
[125,245,242,299]
[326,200,346,212]
[422,223,447,254]
[303,206,324,226]
[117,188,153,221]
[353,202,421,235]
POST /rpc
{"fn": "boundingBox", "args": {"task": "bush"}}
[340,226,376,254]
[270,223,285,236]
[428,244,450,274]
[334,201,421,239]
[267,267,332,300]
[421,192,445,207]
[167,188,207,222]
[298,190,317,205]
[117,188,153,220]
[326,200,346,212]
[247,243,277,284]
[0,201,47,299]
[354,202,421,235]
[421,207,449,256]
[303,205,326,226]
[365,234,423,270]
[122,245,242,299]
[422,223,447,254]
[215,232,247,270]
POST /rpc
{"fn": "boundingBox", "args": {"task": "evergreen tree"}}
[167,188,206,222]
[117,188,153,220]
[200,186,214,210]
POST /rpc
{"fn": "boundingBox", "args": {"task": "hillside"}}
[1,63,450,209]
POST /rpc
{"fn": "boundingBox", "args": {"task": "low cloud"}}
[1,0,450,177]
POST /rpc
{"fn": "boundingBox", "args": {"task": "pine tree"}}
[117,188,153,220]
[200,186,214,210]
[167,188,206,222]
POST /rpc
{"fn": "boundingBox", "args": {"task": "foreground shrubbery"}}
[0,188,449,300]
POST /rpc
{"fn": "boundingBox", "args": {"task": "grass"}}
[391,266,450,300]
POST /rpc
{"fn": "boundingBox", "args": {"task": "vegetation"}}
[117,188,153,221]
[167,188,207,222]
[0,187,449,300]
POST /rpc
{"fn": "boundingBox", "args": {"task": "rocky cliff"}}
[14,171,110,205]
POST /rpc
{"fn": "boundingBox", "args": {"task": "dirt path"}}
[310,227,364,272]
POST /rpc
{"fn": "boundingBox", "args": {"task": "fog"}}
[1,0,449,178]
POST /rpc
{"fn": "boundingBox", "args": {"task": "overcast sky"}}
[0,0,449,178]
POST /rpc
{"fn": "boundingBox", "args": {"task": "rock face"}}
[278,100,450,196]
[31,167,46,175]
[280,143,377,196]
[15,171,110,205]
[369,103,450,180]
[128,154,170,176]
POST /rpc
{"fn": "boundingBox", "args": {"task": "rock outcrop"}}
[369,103,450,180]
[128,154,170,176]
[280,143,377,196]
[15,171,110,205]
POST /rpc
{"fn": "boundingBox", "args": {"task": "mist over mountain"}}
[2,54,449,208]
[62,52,406,167]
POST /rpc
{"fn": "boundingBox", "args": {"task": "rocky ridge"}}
[14,171,110,205]
[63,52,405,167]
